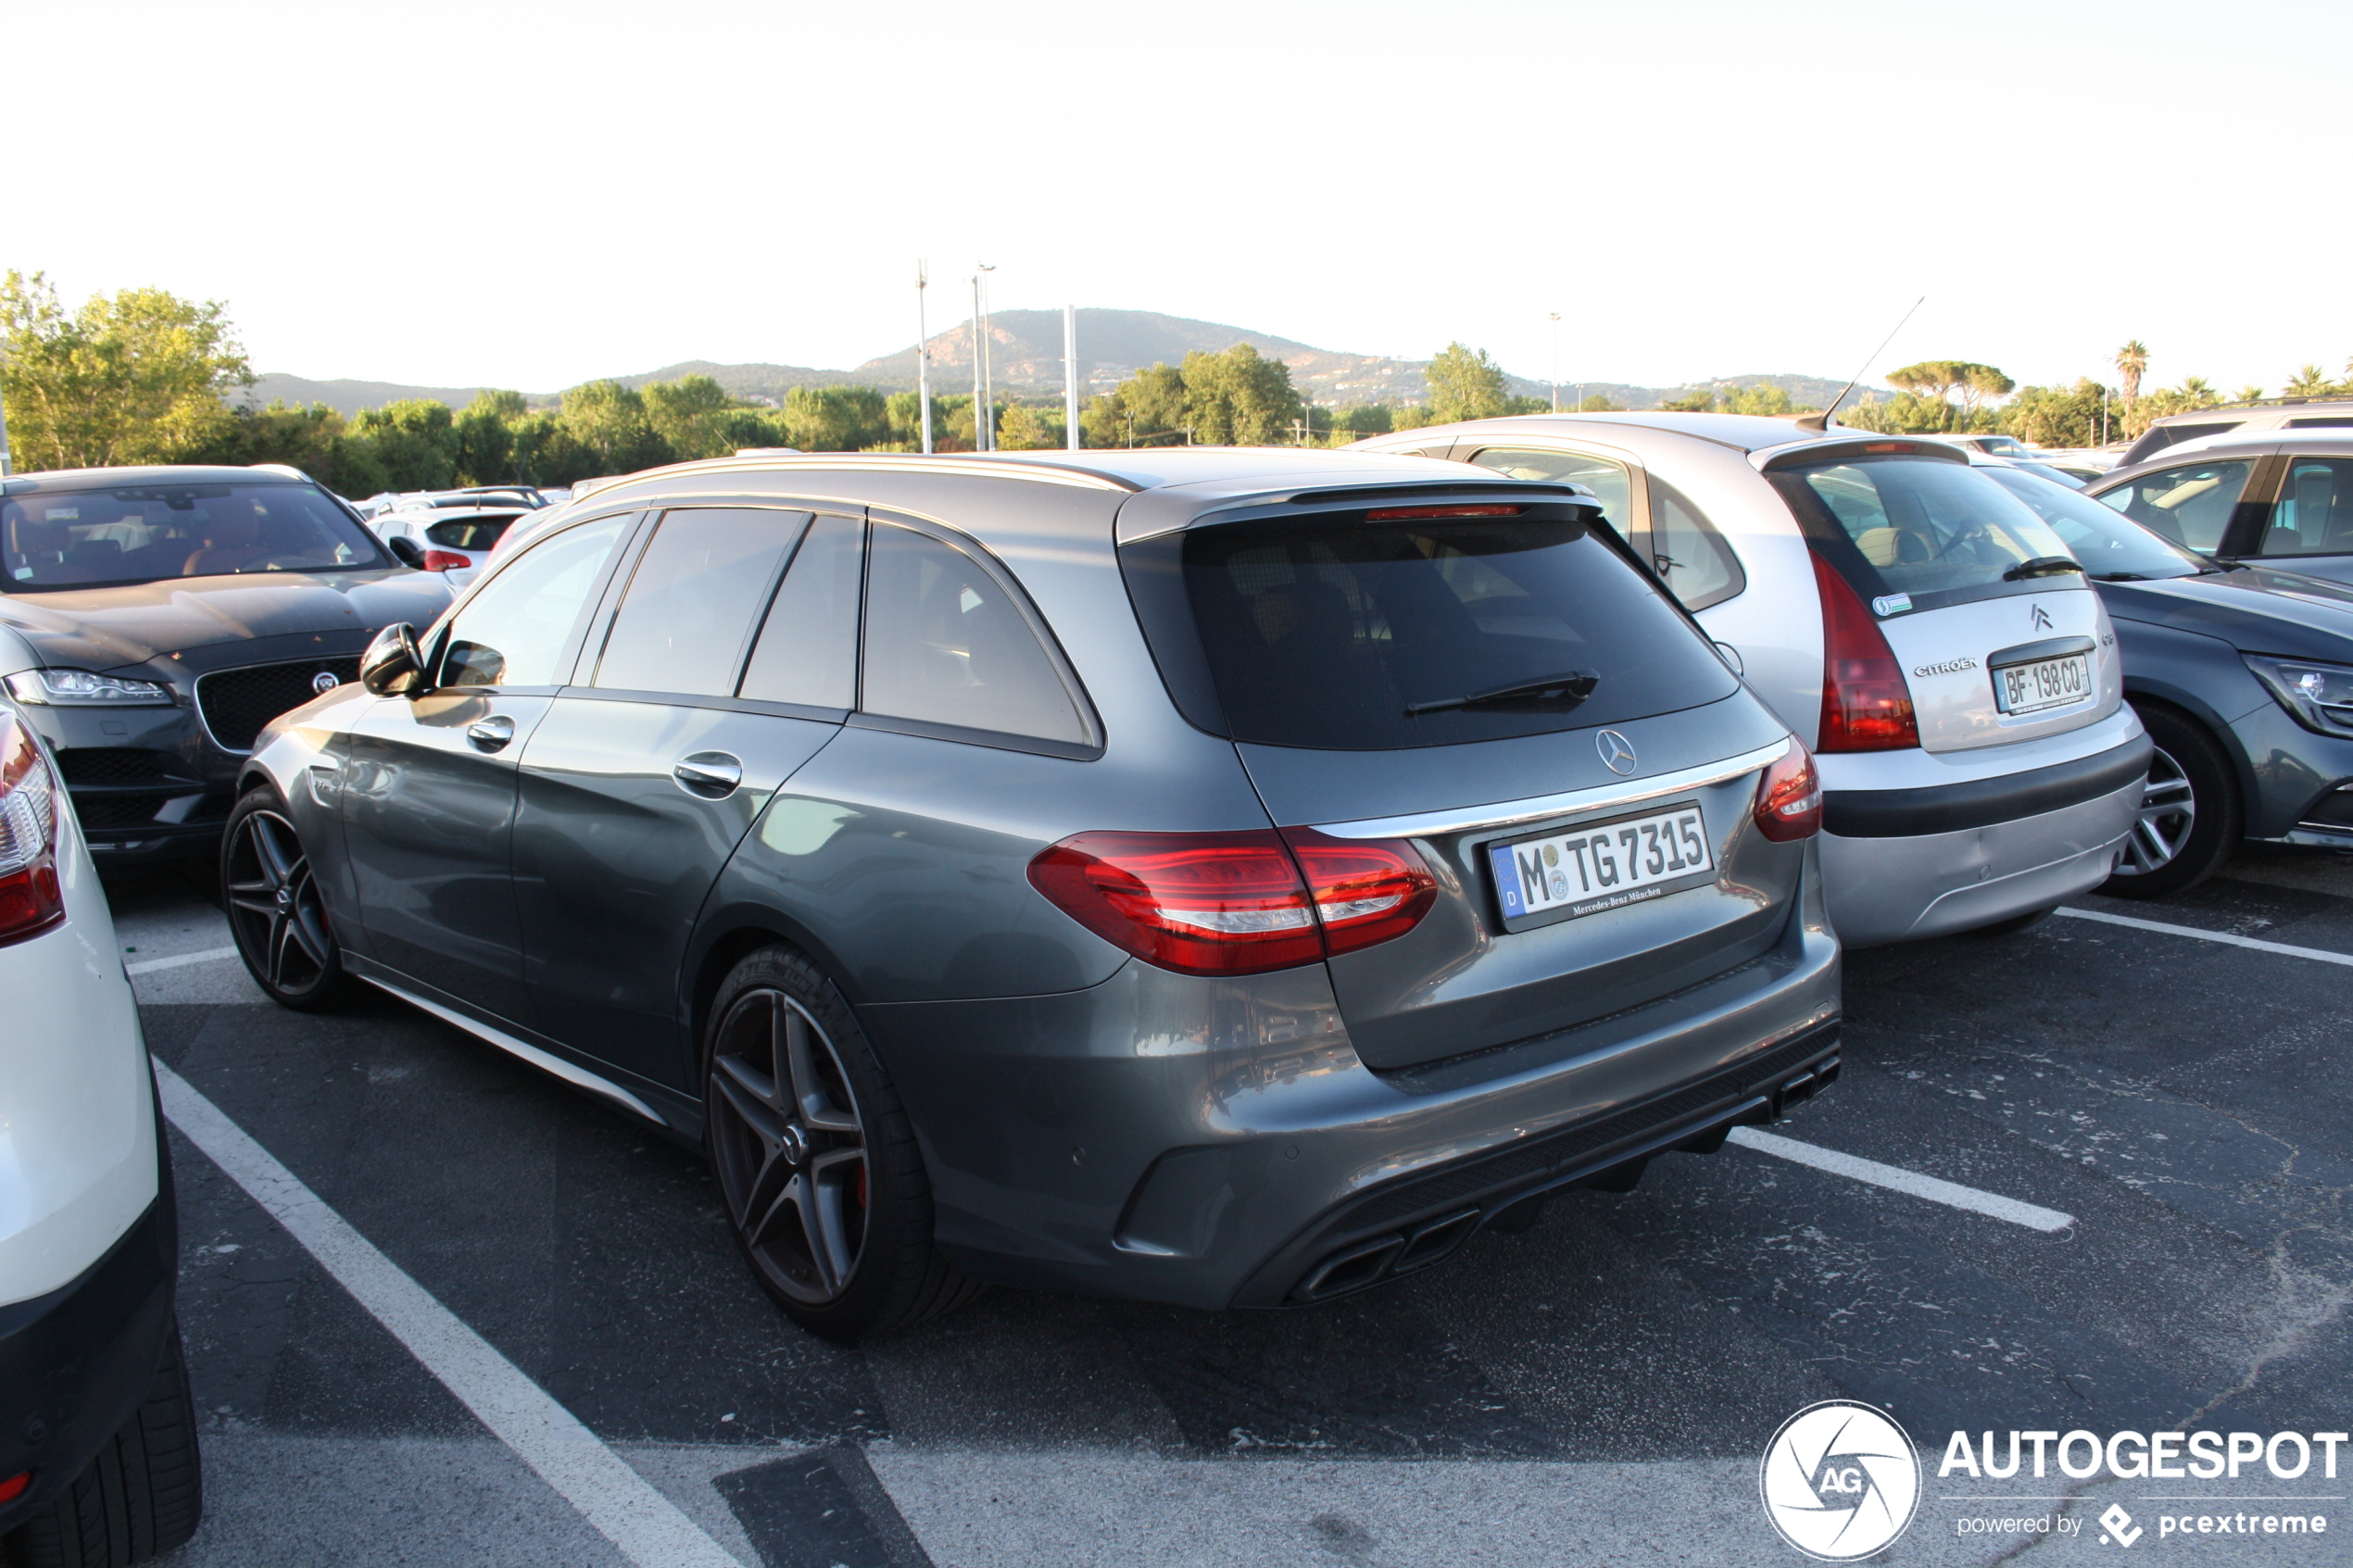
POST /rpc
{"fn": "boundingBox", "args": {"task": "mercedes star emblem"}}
[1596,729,1638,775]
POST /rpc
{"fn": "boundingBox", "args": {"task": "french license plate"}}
[1489,802,1712,926]
[1994,652,2092,714]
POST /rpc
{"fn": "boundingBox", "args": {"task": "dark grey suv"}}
[229,449,1843,1337]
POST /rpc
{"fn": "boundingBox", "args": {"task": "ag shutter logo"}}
[1760,1400,1921,1561]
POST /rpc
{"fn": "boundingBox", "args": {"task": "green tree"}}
[642,374,743,460]
[1657,389,1717,413]
[1426,342,1509,424]
[1,270,252,470]
[1998,379,2113,448]
[1081,362,1191,447]
[2234,384,2266,405]
[1578,394,1623,412]
[347,398,460,490]
[1335,405,1393,436]
[1884,361,2012,432]
[996,405,1062,450]
[1723,383,1801,417]
[559,380,665,471]
[452,390,527,484]
[780,384,888,451]
[2114,341,2150,410]
[1180,344,1303,445]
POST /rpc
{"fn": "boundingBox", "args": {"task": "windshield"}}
[1768,456,2081,613]
[2,481,390,591]
[1979,467,2202,581]
[1159,508,1738,750]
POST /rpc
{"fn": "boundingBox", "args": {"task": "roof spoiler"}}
[1754,436,1971,472]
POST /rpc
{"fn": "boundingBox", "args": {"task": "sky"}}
[9,0,2347,397]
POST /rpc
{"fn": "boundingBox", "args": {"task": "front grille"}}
[195,657,360,752]
[74,793,180,829]
[57,747,186,786]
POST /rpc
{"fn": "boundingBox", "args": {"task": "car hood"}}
[2098,565,2353,659]
[0,570,451,675]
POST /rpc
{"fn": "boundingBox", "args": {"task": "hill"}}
[245,308,1888,416]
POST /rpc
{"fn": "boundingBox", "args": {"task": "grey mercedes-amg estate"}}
[229,448,1843,1337]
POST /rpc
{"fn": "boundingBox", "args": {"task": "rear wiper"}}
[1405,671,1598,717]
[2003,556,2085,582]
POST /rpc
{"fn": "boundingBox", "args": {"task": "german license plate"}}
[1489,802,1711,926]
[1994,652,2091,714]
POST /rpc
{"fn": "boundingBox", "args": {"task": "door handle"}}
[673,751,743,797]
[465,715,517,752]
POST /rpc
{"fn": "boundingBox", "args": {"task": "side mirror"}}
[360,623,428,696]
[385,533,426,569]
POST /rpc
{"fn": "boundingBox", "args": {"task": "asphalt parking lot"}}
[104,848,2353,1568]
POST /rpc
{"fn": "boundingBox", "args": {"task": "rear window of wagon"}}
[1123,504,1739,751]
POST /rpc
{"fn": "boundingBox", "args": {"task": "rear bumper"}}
[862,851,1841,1310]
[1819,771,2144,945]
[0,1194,176,1536]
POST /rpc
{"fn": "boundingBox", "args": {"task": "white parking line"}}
[1727,1126,2076,1232]
[125,946,240,976]
[2056,906,2353,968]
[153,1062,747,1568]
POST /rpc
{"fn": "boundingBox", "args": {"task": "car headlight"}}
[2245,655,2353,737]
[2,668,177,707]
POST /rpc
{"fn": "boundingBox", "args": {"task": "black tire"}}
[6,1320,203,1567]
[702,944,981,1340]
[220,786,353,1011]
[2101,704,2241,900]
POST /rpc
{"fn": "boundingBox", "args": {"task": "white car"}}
[0,630,201,1562]
[371,504,532,589]
[1356,413,2150,944]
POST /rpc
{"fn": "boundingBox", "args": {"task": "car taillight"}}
[1752,738,1823,842]
[0,712,65,945]
[1812,554,1918,751]
[422,549,472,571]
[1278,827,1440,955]
[1027,828,1436,977]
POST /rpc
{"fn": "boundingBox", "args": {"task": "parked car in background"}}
[371,504,530,588]
[353,484,549,521]
[229,447,1843,1337]
[0,662,202,1564]
[2119,396,2353,467]
[2086,432,2353,589]
[0,466,453,865]
[1934,433,2037,460]
[1987,458,2353,893]
[1353,413,2150,944]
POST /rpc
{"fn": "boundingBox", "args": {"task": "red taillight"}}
[0,1470,26,1504]
[1027,828,1436,976]
[1279,827,1440,955]
[0,713,65,945]
[422,549,472,571]
[1752,738,1823,842]
[1812,554,1919,752]
[1364,504,1523,521]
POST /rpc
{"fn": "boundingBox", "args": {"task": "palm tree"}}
[2180,376,2218,408]
[2286,364,2336,399]
[2114,341,2150,410]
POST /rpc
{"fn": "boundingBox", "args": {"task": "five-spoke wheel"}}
[702,943,979,1338]
[708,988,870,1304]
[2114,745,2196,876]
[223,788,349,1009]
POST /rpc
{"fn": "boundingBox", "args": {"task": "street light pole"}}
[969,273,985,453]
[1063,303,1080,451]
[915,259,934,456]
[1549,312,1561,412]
[976,263,997,453]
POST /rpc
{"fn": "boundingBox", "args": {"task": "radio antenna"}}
[1797,295,1925,431]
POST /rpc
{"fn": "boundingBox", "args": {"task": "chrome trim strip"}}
[1314,739,1791,840]
[358,974,662,1123]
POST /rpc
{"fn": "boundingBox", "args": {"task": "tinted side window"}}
[861,523,1086,744]
[443,514,630,688]
[1647,479,1745,610]
[2259,459,2353,557]
[594,508,806,696]
[739,513,862,709]
[2096,459,2253,553]
[1469,447,1633,536]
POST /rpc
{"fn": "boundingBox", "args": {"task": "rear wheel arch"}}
[685,910,870,1077]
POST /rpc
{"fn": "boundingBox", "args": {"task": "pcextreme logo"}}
[1759,1400,1921,1560]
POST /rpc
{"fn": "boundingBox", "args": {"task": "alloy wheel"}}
[2112,745,2196,876]
[708,990,869,1304]
[224,809,336,994]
